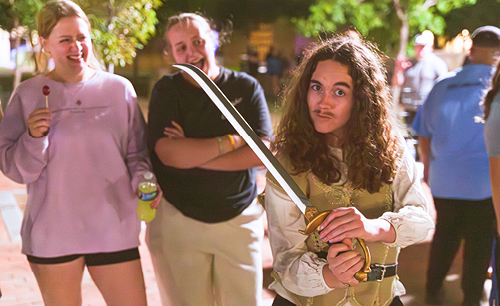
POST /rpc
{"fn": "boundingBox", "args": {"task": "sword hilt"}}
[299,209,371,282]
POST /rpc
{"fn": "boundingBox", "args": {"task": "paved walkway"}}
[0,166,491,305]
[0,169,275,306]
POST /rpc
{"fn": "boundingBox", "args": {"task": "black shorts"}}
[26,247,140,266]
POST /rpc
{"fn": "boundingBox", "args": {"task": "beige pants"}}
[145,197,264,306]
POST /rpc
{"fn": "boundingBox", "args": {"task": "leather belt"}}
[366,263,398,282]
[317,250,398,282]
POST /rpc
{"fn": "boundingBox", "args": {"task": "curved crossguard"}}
[299,209,371,282]
[173,63,371,282]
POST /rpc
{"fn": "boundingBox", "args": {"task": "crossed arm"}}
[155,120,267,171]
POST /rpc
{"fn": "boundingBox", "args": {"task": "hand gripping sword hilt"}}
[299,209,371,282]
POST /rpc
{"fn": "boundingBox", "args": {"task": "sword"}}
[174,63,371,281]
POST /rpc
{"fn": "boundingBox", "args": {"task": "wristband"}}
[216,137,223,155]
[227,134,235,151]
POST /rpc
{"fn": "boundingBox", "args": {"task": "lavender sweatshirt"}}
[0,71,151,257]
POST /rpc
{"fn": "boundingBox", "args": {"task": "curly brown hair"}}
[273,35,403,193]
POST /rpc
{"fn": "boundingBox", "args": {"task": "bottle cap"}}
[143,171,154,180]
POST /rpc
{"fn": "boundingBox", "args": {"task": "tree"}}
[0,0,162,90]
[295,0,476,56]
[77,0,162,73]
[155,0,314,31]
[0,0,43,89]
[293,0,477,102]
[443,0,500,38]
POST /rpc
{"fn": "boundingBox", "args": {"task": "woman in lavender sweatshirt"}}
[0,1,159,304]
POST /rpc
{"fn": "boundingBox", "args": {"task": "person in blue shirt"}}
[413,26,500,305]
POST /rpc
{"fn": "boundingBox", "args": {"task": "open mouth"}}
[190,58,205,70]
[68,54,84,61]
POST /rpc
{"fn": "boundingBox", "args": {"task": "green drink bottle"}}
[137,171,158,222]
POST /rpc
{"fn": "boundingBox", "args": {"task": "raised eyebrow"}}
[334,82,351,89]
[310,79,351,89]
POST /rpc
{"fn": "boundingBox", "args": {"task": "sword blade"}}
[174,63,313,214]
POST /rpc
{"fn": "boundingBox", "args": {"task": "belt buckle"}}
[372,264,386,282]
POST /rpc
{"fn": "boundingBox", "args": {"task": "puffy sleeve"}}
[379,147,435,248]
[0,87,50,184]
[122,79,152,190]
[264,180,334,297]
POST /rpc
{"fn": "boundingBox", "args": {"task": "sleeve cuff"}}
[379,206,434,248]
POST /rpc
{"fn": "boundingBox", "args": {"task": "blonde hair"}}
[163,13,214,55]
[37,0,102,72]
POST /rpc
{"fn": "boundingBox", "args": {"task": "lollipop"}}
[43,85,50,108]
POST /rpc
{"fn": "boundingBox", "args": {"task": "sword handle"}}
[298,210,371,282]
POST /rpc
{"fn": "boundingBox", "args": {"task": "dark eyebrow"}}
[310,79,351,89]
[334,82,351,89]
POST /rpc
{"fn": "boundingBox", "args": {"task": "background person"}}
[413,25,500,305]
[264,34,434,306]
[266,45,285,96]
[0,1,159,305]
[483,43,500,306]
[241,46,261,78]
[145,12,273,306]
[393,31,448,130]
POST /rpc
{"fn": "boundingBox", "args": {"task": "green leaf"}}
[296,0,476,57]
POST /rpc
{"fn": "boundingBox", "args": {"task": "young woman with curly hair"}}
[264,35,434,306]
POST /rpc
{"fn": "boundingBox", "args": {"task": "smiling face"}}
[41,16,92,82]
[166,18,219,80]
[307,59,354,147]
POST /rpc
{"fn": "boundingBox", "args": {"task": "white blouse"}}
[264,146,435,299]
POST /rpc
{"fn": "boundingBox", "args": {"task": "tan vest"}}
[268,158,400,306]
